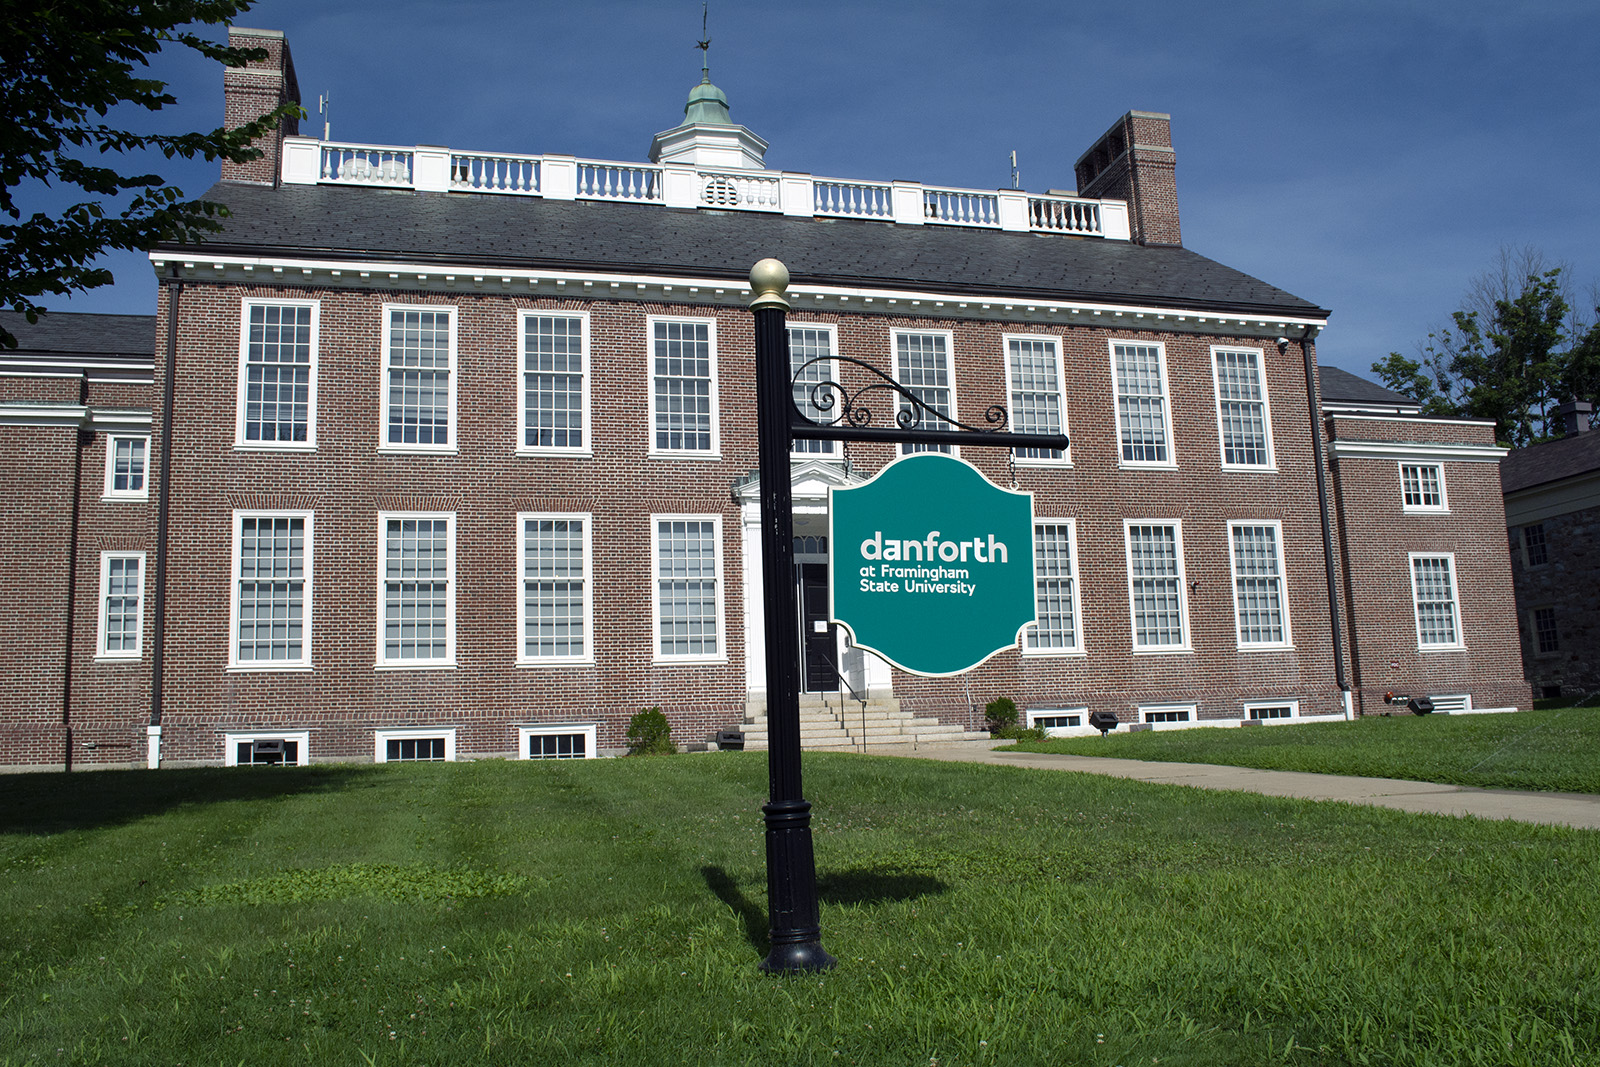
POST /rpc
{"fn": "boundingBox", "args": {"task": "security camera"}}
[1276,336,1290,351]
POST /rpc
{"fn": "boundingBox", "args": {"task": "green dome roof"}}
[684,75,731,125]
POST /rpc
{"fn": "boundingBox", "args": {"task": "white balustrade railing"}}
[576,160,662,202]
[813,179,894,219]
[320,144,414,186]
[924,187,1001,227]
[451,152,540,194]
[285,137,1124,239]
[698,170,782,211]
[1028,195,1102,235]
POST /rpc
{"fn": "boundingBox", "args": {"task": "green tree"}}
[1,0,301,348]
[1374,250,1594,448]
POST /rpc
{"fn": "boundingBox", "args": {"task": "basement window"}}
[1026,708,1085,737]
[374,727,457,763]
[1140,704,1194,724]
[224,730,309,767]
[518,723,598,760]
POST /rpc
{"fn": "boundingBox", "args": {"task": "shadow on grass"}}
[702,864,949,955]
[0,765,373,835]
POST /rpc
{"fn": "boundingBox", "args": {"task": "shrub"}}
[625,707,675,755]
[993,724,1047,742]
[984,696,1019,735]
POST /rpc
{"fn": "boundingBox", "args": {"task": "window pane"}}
[525,315,585,448]
[1128,524,1183,647]
[524,517,587,658]
[789,327,836,455]
[237,517,304,662]
[1412,556,1459,646]
[103,555,141,653]
[1114,343,1169,463]
[243,305,313,443]
[896,333,954,454]
[385,518,451,660]
[1009,339,1064,460]
[1026,523,1077,650]
[1232,525,1286,645]
[657,519,719,656]
[1215,349,1269,465]
[387,309,452,446]
[653,321,713,451]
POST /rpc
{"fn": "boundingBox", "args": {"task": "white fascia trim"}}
[89,409,153,431]
[0,403,88,428]
[1330,440,1508,463]
[152,253,1330,335]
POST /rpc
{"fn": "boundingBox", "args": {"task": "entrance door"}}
[796,562,839,692]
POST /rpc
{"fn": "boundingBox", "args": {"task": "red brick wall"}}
[220,29,301,187]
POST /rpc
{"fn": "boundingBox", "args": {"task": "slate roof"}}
[175,181,1331,320]
[1501,431,1600,494]
[1318,366,1418,408]
[0,311,155,358]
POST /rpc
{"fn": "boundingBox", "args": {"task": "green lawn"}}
[4,754,1598,1066]
[1011,707,1600,794]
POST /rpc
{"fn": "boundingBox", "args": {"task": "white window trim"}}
[1023,518,1086,657]
[651,513,728,665]
[376,511,457,668]
[891,327,960,457]
[96,550,146,660]
[102,434,150,500]
[516,722,599,759]
[1139,702,1197,728]
[517,512,595,666]
[518,309,592,457]
[224,729,310,767]
[1242,700,1300,723]
[1004,333,1071,467]
[1210,345,1277,471]
[234,298,319,451]
[1109,340,1177,470]
[1228,519,1294,651]
[378,304,458,454]
[789,322,839,457]
[1124,519,1191,653]
[1409,551,1466,651]
[647,316,720,459]
[228,510,313,671]
[1026,707,1088,737]
[1398,461,1449,513]
[374,726,458,763]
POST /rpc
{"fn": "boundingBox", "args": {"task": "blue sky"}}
[30,0,1600,376]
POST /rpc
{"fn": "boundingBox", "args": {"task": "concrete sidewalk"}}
[909,745,1600,831]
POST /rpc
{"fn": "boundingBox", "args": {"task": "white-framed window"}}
[892,329,957,455]
[236,300,317,448]
[1024,521,1084,654]
[1243,701,1299,722]
[649,317,718,456]
[1110,341,1175,467]
[652,515,725,662]
[378,513,455,667]
[224,730,310,767]
[1141,703,1195,725]
[1229,521,1292,649]
[1006,335,1069,463]
[374,727,457,763]
[230,511,312,669]
[1399,463,1448,513]
[1410,553,1464,650]
[1027,708,1086,736]
[97,551,145,659]
[518,513,593,664]
[789,324,838,456]
[1211,346,1274,469]
[1520,523,1548,567]
[1125,521,1189,651]
[518,723,598,759]
[1532,607,1559,655]
[380,305,456,452]
[521,311,590,454]
[103,435,149,499]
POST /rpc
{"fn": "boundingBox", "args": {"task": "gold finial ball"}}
[749,258,790,309]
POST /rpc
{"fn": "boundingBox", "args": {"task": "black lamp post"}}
[749,258,836,974]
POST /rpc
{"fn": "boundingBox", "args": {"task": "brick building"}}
[1501,402,1600,698]
[0,28,1531,770]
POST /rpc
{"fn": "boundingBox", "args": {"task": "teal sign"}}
[829,453,1035,677]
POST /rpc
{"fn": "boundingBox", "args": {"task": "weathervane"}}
[697,2,711,81]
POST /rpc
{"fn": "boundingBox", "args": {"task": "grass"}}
[1011,707,1600,795]
[3,753,1599,1065]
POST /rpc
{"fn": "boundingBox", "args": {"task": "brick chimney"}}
[1074,111,1181,247]
[221,28,301,186]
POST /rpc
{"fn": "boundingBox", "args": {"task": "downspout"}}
[60,374,90,770]
[1291,333,1353,719]
[149,266,182,768]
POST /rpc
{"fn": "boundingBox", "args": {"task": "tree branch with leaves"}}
[0,0,302,348]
